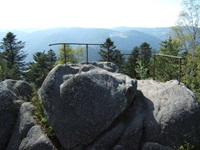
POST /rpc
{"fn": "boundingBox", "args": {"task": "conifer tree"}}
[99,38,116,62]
[99,38,125,70]
[156,38,181,81]
[0,32,26,80]
[136,42,152,79]
[27,50,57,88]
[124,46,139,78]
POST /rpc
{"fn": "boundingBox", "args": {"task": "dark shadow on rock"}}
[81,90,159,150]
[140,90,162,144]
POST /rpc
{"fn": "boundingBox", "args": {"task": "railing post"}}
[178,58,182,85]
[86,44,88,64]
[153,54,156,80]
[64,44,66,65]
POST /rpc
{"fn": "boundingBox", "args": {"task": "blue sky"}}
[0,0,182,29]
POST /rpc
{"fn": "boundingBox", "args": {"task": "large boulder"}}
[7,102,36,150]
[0,63,199,149]
[0,79,32,150]
[138,80,200,148]
[38,63,200,149]
[18,126,56,150]
[39,63,137,149]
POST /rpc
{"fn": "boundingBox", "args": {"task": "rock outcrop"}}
[0,79,56,150]
[138,80,200,148]
[38,62,200,149]
[0,80,32,150]
[39,63,137,149]
[18,126,56,150]
[6,102,36,150]
[1,62,200,150]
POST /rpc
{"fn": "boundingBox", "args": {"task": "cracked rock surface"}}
[1,62,199,150]
[39,63,137,149]
[39,63,200,149]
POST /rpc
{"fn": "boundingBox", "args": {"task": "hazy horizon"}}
[0,26,171,31]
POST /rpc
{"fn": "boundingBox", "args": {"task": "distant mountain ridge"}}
[0,27,170,62]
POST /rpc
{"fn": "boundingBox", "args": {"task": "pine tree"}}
[124,46,139,78]
[156,38,181,81]
[110,49,125,70]
[99,38,116,62]
[0,32,26,80]
[47,49,57,68]
[99,38,125,70]
[139,42,152,69]
[136,42,152,79]
[27,50,57,88]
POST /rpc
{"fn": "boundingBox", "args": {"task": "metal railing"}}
[49,43,102,64]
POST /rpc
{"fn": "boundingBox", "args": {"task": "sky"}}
[0,0,182,29]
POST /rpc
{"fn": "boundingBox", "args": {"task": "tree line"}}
[98,37,183,81]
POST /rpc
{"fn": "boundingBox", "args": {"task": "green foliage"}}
[123,46,139,78]
[135,59,148,79]
[169,0,200,101]
[0,32,27,80]
[124,42,152,79]
[177,141,200,150]
[31,91,42,120]
[170,0,200,55]
[56,45,84,64]
[99,37,117,62]
[155,38,181,81]
[182,51,200,101]
[47,49,57,67]
[138,42,152,79]
[109,49,125,70]
[0,53,7,80]
[31,87,56,141]
[26,50,57,88]
[139,42,152,68]
[74,45,85,62]
[99,38,125,70]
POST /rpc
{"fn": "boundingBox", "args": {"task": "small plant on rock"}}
[177,141,200,150]
[30,87,58,145]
